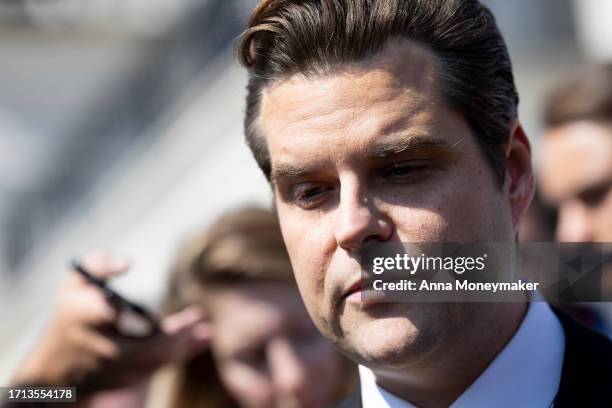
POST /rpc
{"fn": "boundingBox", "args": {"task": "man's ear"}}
[505,119,535,229]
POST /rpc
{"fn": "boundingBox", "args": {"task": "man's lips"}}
[344,279,381,304]
[341,276,415,304]
[342,279,362,300]
[342,278,391,304]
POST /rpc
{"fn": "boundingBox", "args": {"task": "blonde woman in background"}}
[148,207,356,408]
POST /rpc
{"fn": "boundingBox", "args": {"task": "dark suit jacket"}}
[334,309,612,408]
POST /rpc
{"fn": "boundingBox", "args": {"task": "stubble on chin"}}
[328,302,464,370]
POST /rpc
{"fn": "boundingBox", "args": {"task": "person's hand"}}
[10,253,211,399]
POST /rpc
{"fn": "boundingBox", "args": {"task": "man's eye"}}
[292,184,333,209]
[383,162,430,180]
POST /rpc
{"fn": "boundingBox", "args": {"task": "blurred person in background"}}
[149,207,355,408]
[518,191,610,333]
[6,208,354,408]
[538,63,612,335]
[6,252,211,408]
[539,63,612,243]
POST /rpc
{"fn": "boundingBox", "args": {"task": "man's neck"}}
[371,301,528,408]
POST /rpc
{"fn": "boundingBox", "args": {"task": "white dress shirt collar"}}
[360,300,566,408]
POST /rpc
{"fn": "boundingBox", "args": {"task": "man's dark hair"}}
[545,63,612,128]
[237,0,519,185]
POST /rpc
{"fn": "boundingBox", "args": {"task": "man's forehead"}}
[259,40,439,135]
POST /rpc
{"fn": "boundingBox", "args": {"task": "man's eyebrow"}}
[270,163,318,183]
[367,134,459,158]
[270,135,460,182]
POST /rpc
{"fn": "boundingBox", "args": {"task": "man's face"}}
[539,121,612,242]
[259,42,519,368]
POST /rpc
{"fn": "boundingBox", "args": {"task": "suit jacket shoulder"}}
[553,308,612,407]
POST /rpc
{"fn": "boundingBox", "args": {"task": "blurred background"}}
[0,0,610,382]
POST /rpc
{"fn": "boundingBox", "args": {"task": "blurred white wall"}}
[574,0,612,61]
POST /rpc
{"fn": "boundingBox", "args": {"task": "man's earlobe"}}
[505,120,535,228]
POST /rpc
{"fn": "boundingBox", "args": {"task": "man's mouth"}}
[342,279,363,301]
[341,279,391,304]
[342,276,419,304]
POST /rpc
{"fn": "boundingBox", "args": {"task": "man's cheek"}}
[293,269,328,334]
[277,207,306,254]
[392,209,449,242]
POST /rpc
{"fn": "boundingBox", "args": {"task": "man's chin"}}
[339,312,439,369]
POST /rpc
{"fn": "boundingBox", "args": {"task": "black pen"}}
[70,259,161,334]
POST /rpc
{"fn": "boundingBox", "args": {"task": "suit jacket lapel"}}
[552,308,612,407]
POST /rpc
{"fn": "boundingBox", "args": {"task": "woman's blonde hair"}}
[156,207,295,408]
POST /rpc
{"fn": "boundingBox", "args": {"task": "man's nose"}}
[556,200,593,242]
[334,183,393,252]
[268,338,307,406]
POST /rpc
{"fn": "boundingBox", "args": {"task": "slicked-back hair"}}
[237,0,519,186]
